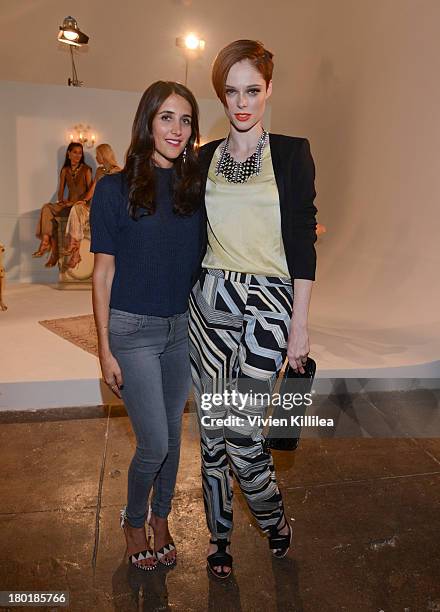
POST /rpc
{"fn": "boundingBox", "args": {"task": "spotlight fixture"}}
[58,16,89,47]
[176,34,205,51]
[57,16,89,87]
[175,33,206,86]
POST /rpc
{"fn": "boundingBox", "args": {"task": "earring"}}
[182,146,187,163]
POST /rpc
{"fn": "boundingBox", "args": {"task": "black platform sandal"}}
[207,539,233,579]
[268,516,293,558]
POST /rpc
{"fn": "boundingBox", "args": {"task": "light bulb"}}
[64,30,79,41]
[185,34,200,50]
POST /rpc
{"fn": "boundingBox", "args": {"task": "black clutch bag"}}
[265,357,316,451]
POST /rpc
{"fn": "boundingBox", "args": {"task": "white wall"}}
[269,0,440,329]
[0,82,138,282]
[1,1,439,323]
[0,80,271,282]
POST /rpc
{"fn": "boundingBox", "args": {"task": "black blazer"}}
[196,133,318,281]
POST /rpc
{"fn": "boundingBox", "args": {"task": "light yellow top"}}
[202,141,290,278]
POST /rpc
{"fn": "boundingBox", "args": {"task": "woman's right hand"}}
[99,350,124,398]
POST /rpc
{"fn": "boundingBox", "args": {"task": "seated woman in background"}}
[65,143,121,269]
[33,142,92,267]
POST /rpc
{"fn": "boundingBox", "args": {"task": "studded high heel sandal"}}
[207,539,233,579]
[147,506,176,567]
[120,507,157,571]
[268,515,293,558]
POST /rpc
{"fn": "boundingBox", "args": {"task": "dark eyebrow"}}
[225,84,262,89]
[159,110,192,118]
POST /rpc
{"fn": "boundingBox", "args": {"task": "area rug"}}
[39,314,98,356]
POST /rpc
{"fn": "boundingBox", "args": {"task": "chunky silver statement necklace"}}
[215,131,268,183]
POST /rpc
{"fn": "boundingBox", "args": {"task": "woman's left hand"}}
[287,322,310,374]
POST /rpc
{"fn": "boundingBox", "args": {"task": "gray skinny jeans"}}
[109,308,191,528]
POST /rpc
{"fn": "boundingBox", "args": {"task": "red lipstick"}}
[235,113,251,122]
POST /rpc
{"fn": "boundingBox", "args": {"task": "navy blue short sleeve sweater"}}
[90,168,201,316]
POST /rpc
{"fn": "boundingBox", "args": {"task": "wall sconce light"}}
[68,124,96,148]
[176,33,206,85]
[58,16,89,87]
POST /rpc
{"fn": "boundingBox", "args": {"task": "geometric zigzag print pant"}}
[189,268,293,539]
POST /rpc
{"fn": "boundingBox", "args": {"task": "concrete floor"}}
[1,406,440,612]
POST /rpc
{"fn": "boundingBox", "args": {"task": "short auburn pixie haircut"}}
[212,39,274,104]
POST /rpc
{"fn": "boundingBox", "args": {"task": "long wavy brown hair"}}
[124,81,201,218]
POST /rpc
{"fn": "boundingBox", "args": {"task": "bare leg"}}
[149,512,176,564]
[32,234,51,257]
[45,236,59,268]
[122,521,158,570]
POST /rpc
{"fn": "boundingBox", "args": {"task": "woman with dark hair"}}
[33,142,92,266]
[189,40,318,578]
[91,81,201,571]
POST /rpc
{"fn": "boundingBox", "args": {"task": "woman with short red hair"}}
[189,40,318,578]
